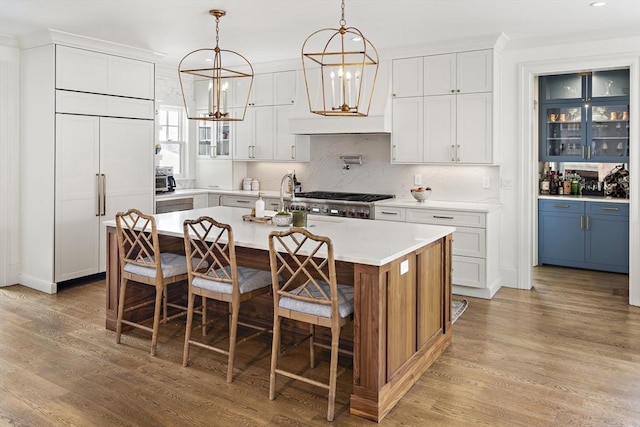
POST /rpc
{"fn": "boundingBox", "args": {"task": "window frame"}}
[157,104,187,178]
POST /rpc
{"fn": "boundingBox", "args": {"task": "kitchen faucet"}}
[279,173,294,212]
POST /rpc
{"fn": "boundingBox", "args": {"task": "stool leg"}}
[183,290,196,366]
[150,286,163,356]
[327,324,341,422]
[269,315,282,400]
[310,324,316,368]
[115,277,128,344]
[201,297,207,336]
[226,301,240,383]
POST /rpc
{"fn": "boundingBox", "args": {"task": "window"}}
[157,105,186,176]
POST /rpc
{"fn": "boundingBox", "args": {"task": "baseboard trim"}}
[18,273,57,294]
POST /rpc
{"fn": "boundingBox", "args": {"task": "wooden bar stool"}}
[182,216,272,382]
[268,227,354,422]
[115,208,199,356]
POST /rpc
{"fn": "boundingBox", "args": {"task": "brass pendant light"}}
[178,9,254,122]
[301,0,379,117]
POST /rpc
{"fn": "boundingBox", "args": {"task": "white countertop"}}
[538,195,630,204]
[374,198,501,212]
[104,206,455,267]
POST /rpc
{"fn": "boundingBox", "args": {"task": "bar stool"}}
[268,227,354,422]
[115,208,198,356]
[182,216,272,382]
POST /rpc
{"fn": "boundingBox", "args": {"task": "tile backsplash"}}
[246,134,500,202]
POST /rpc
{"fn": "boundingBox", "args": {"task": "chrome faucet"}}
[279,173,294,212]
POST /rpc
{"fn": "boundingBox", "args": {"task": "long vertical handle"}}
[101,174,106,216]
[580,215,584,230]
[291,145,295,160]
[96,174,101,216]
[456,144,461,162]
[585,215,590,231]
[451,145,455,161]
[392,144,397,160]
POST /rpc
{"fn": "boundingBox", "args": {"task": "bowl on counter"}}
[272,212,293,227]
[411,187,431,202]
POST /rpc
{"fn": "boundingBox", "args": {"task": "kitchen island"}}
[103,206,454,422]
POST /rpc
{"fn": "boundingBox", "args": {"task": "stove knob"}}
[349,208,356,217]
[363,209,370,218]
[321,206,328,214]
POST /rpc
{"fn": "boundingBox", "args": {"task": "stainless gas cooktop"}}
[285,191,394,219]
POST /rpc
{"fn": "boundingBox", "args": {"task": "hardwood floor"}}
[1,266,638,426]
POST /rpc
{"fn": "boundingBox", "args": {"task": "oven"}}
[284,191,394,220]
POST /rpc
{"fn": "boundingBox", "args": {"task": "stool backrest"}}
[268,227,338,316]
[183,216,236,289]
[115,208,161,274]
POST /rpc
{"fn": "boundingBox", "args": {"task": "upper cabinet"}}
[539,69,630,162]
[55,45,154,100]
[392,49,496,164]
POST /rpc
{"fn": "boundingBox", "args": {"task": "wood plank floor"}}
[1,266,638,426]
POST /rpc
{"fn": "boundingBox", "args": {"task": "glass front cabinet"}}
[196,112,232,159]
[539,69,629,162]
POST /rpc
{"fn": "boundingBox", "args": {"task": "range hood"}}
[289,61,391,135]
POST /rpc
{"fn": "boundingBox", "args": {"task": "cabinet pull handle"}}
[450,89,455,93]
[554,204,571,208]
[451,145,455,162]
[587,145,591,159]
[580,215,584,230]
[457,144,461,162]
[101,174,106,216]
[586,215,590,230]
[581,146,585,160]
[381,211,398,215]
[600,207,619,211]
[433,215,454,220]
[236,200,250,204]
[95,174,101,216]
[392,144,397,160]
[291,145,295,160]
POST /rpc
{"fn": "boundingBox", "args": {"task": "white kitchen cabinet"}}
[56,45,154,99]
[423,50,492,96]
[391,97,424,163]
[193,194,208,209]
[273,70,297,105]
[208,194,220,207]
[195,158,236,190]
[274,105,310,161]
[20,41,155,292]
[375,203,500,299]
[220,195,257,208]
[392,57,423,98]
[234,106,274,160]
[55,115,153,281]
[392,49,496,165]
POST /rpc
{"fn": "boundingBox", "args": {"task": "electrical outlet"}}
[414,174,422,185]
[501,178,514,189]
[482,176,491,189]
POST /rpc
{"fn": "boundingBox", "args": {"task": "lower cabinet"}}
[375,204,500,299]
[538,199,629,273]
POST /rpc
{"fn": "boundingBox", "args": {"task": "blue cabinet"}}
[538,199,629,273]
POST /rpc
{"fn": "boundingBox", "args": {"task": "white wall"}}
[0,37,21,287]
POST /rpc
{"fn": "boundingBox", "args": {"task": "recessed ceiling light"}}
[590,1,607,7]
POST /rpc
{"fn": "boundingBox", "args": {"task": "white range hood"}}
[289,61,391,135]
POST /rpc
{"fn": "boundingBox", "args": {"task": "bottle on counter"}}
[550,171,558,195]
[558,173,564,195]
[255,192,265,218]
[563,174,572,195]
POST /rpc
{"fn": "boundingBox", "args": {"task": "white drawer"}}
[407,208,486,228]
[452,256,485,288]
[264,198,282,211]
[453,227,486,258]
[220,195,256,208]
[374,206,406,221]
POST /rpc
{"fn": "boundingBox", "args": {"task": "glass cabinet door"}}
[540,104,585,160]
[197,117,213,157]
[588,102,630,161]
[213,120,232,158]
[591,69,630,99]
[539,73,586,102]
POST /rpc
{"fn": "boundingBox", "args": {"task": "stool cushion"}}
[279,281,354,319]
[192,266,271,295]
[124,252,206,279]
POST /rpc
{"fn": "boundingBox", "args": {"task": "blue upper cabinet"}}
[539,69,629,162]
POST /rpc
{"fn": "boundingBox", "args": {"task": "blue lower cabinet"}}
[538,200,629,273]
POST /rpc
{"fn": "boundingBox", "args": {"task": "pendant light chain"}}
[340,0,346,26]
[215,14,220,50]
